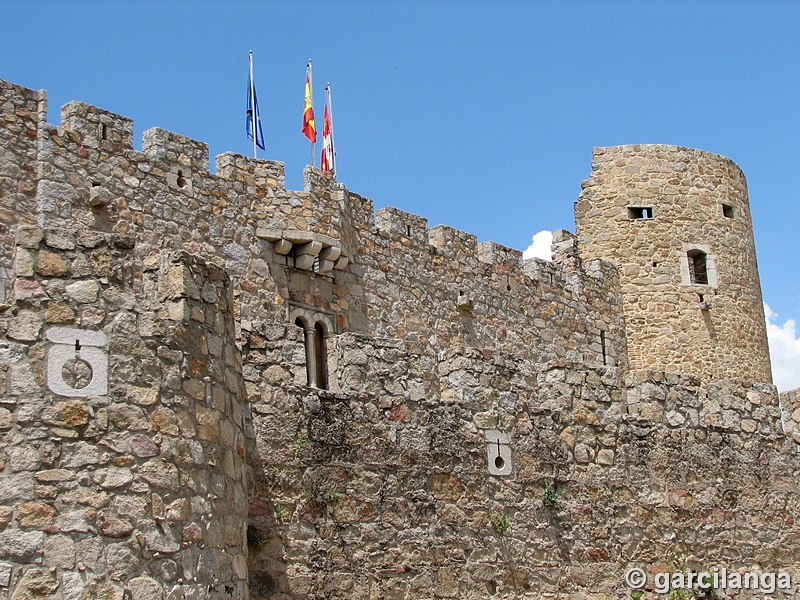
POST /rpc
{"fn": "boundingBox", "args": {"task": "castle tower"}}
[575,144,772,384]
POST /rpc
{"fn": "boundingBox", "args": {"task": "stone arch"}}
[288,307,334,388]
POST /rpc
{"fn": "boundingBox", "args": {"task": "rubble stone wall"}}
[0,80,46,302]
[246,332,798,599]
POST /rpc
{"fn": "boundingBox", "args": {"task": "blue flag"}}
[246,72,265,151]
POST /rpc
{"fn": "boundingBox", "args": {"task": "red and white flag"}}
[320,84,336,175]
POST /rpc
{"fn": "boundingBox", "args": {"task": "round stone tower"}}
[575,144,772,384]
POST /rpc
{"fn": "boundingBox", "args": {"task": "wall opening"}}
[687,250,708,285]
[722,203,735,218]
[314,322,328,390]
[177,170,187,188]
[600,330,607,365]
[627,206,653,220]
[295,317,314,387]
[100,123,108,140]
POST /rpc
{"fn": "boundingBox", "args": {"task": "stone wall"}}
[1,79,793,600]
[0,80,627,374]
[0,233,249,598]
[575,145,772,384]
[245,332,798,599]
[0,80,45,302]
[781,387,800,441]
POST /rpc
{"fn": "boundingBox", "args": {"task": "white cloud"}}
[523,230,553,261]
[765,303,800,392]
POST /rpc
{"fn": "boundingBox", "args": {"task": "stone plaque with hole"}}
[46,327,108,397]
[485,430,512,476]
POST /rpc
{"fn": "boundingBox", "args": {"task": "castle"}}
[0,77,798,600]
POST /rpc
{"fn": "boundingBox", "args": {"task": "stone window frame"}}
[679,242,718,288]
[289,306,334,389]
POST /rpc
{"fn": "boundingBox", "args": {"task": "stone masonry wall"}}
[245,332,798,599]
[2,79,794,600]
[0,80,46,302]
[0,235,249,599]
[575,145,772,384]
[0,80,627,375]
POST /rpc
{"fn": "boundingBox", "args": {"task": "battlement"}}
[1,78,625,363]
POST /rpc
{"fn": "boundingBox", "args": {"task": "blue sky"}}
[2,1,798,390]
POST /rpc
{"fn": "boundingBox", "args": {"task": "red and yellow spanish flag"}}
[302,60,317,143]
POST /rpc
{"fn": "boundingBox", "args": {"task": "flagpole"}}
[250,50,257,159]
[309,59,315,168]
[327,82,336,177]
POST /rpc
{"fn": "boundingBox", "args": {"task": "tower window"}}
[687,250,708,285]
[722,203,734,218]
[627,207,653,220]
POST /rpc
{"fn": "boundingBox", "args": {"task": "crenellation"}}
[375,205,428,244]
[476,240,521,266]
[1,78,794,600]
[141,126,209,175]
[428,223,478,258]
[61,101,134,151]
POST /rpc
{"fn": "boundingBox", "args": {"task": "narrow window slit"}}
[600,331,607,366]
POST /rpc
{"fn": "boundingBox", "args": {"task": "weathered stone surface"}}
[0,529,45,561]
[92,468,133,489]
[15,503,56,528]
[64,280,100,303]
[36,251,68,277]
[151,407,179,435]
[0,79,791,600]
[0,474,35,503]
[139,459,179,491]
[128,575,163,600]
[43,534,75,569]
[104,542,139,575]
[44,302,75,323]
[42,400,89,428]
[129,434,160,458]
[0,506,13,529]
[99,517,133,538]
[7,311,42,342]
[8,566,58,599]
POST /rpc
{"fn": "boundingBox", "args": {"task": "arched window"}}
[687,250,708,285]
[293,315,330,389]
